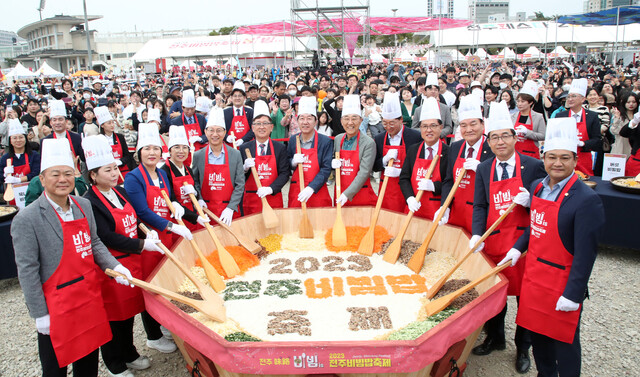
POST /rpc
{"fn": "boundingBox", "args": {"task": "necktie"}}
[260,144,266,156]
[466,147,474,159]
[188,117,193,124]
[426,146,433,160]
[573,113,580,122]
[500,162,510,180]
[237,109,241,116]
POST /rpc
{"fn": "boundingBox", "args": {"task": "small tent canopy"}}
[475,48,488,59]
[224,57,239,67]
[397,50,416,62]
[522,46,544,60]
[449,50,466,61]
[497,47,516,60]
[36,62,64,78]
[6,62,36,79]
[371,53,386,63]
[549,46,571,57]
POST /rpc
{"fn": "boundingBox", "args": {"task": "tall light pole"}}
[391,9,398,48]
[82,0,92,70]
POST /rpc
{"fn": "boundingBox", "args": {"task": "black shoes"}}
[515,349,531,374]
[471,337,507,356]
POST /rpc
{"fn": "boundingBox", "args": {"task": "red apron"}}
[516,174,582,343]
[109,134,129,184]
[483,154,529,296]
[138,165,171,278]
[381,131,408,213]
[514,112,540,159]
[227,107,250,145]
[200,146,237,218]
[243,139,284,215]
[575,109,594,176]
[336,133,378,206]
[160,137,170,166]
[93,186,144,321]
[625,149,640,176]
[288,132,332,208]
[449,138,484,233]
[41,195,112,367]
[53,131,80,171]
[168,161,199,232]
[8,154,31,205]
[409,141,443,219]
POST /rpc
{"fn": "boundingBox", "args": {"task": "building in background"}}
[468,0,510,24]
[584,0,633,12]
[427,0,454,18]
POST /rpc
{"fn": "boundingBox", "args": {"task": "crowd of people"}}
[3,57,636,376]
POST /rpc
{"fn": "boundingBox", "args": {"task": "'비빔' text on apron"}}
[288,132,332,208]
[110,134,129,184]
[228,107,250,144]
[138,165,171,277]
[575,109,594,176]
[514,113,540,159]
[243,139,283,215]
[337,133,377,206]
[409,141,443,219]
[93,186,144,321]
[516,174,582,344]
[41,195,112,367]
[7,154,31,205]
[483,154,529,296]
[381,132,408,213]
[201,146,237,219]
[449,138,485,233]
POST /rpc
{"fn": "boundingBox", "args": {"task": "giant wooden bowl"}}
[144,207,508,377]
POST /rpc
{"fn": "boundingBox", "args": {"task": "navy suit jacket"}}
[239,139,291,194]
[441,138,494,206]
[286,132,334,193]
[43,131,85,162]
[513,175,605,303]
[167,113,208,143]
[555,109,602,153]
[372,127,422,172]
[399,141,450,200]
[224,106,255,143]
[471,152,547,236]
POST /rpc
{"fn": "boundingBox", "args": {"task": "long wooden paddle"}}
[245,149,279,229]
[332,151,348,247]
[357,158,395,256]
[230,131,238,150]
[296,136,314,238]
[183,182,240,278]
[383,154,440,264]
[138,223,225,296]
[426,201,519,299]
[203,207,261,254]
[160,191,226,292]
[407,168,467,273]
[422,253,525,317]
[106,268,226,322]
[3,160,14,202]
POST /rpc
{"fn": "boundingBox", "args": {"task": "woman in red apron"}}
[288,131,333,208]
[336,133,378,206]
[409,140,444,219]
[243,138,284,215]
[514,92,544,159]
[448,137,485,233]
[1,121,40,205]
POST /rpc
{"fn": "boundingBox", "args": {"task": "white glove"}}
[181,184,196,196]
[35,314,50,335]
[147,229,159,240]
[382,149,398,165]
[170,201,185,220]
[298,186,314,203]
[577,140,585,147]
[234,139,244,147]
[3,165,13,176]
[243,157,255,171]
[189,136,201,144]
[257,186,273,198]
[417,179,435,192]
[407,196,421,212]
[498,248,522,266]
[463,158,481,172]
[336,193,348,206]
[113,264,134,288]
[115,159,123,166]
[143,238,164,254]
[630,111,640,128]
[515,125,528,136]
[555,296,580,312]
[291,153,305,168]
[162,152,170,160]
[219,208,234,226]
[196,215,210,227]
[4,176,21,184]
[469,235,485,253]
[434,206,450,225]
[513,187,530,208]
[331,158,342,169]
[384,166,401,178]
[169,223,193,240]
[225,134,236,143]
[198,199,208,209]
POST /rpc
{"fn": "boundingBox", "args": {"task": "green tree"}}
[533,12,552,21]
[209,26,236,36]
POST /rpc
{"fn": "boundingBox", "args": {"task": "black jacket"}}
[43,130,85,162]
[373,127,423,172]
[160,160,201,225]
[441,138,495,206]
[323,98,345,135]
[556,109,602,153]
[239,139,291,194]
[224,106,255,143]
[399,141,450,200]
[106,132,135,171]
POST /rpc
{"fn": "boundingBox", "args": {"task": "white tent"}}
[6,63,36,79]
[371,53,386,63]
[449,50,466,61]
[397,50,416,62]
[475,48,488,59]
[419,50,437,64]
[203,59,219,67]
[522,46,544,60]
[36,62,64,78]
[497,47,516,60]
[224,57,239,66]
[549,46,571,57]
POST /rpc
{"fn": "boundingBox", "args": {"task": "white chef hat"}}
[341,94,361,117]
[147,108,162,124]
[471,88,485,104]
[83,135,116,170]
[485,101,514,134]
[196,96,212,113]
[49,100,67,118]
[458,95,483,122]
[168,125,189,149]
[205,107,226,130]
[426,72,438,87]
[419,97,441,122]
[470,81,482,89]
[94,106,113,126]
[232,80,246,95]
[253,100,271,121]
[519,80,539,98]
[7,119,25,137]
[544,117,579,154]
[40,139,74,172]
[297,96,317,117]
[136,123,162,151]
[382,92,402,119]
[182,89,196,108]
[568,78,588,97]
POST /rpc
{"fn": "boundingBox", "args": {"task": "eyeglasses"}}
[567,94,582,99]
[253,122,272,127]
[420,123,442,130]
[489,134,515,142]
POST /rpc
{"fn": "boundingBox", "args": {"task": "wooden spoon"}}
[230,132,238,150]
[203,207,262,254]
[383,154,440,264]
[296,136,314,238]
[358,158,395,256]
[245,149,279,229]
[332,151,348,247]
[3,160,14,202]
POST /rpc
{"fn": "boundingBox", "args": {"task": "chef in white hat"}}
[12,138,134,375]
[2,118,41,196]
[239,100,290,215]
[555,78,602,175]
[223,80,254,149]
[373,92,421,213]
[435,95,494,233]
[195,96,212,118]
[287,96,334,207]
[412,73,453,138]
[42,100,84,170]
[469,101,546,373]
[512,81,546,159]
[499,117,605,377]
[399,97,449,219]
[191,107,245,226]
[332,94,377,206]
[168,89,207,150]
[95,106,133,183]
